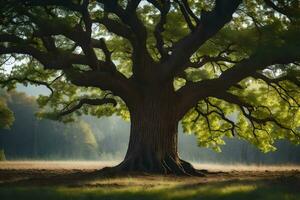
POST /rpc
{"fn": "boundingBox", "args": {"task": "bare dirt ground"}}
[0,161,299,187]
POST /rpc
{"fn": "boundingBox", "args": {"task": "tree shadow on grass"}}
[0,176,300,200]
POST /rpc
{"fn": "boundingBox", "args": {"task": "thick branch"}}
[174,0,195,31]
[0,77,54,95]
[22,0,82,12]
[0,42,136,106]
[97,0,153,80]
[176,40,300,119]
[214,92,300,139]
[253,72,300,87]
[64,68,138,106]
[91,38,116,71]
[185,50,238,70]
[59,97,117,116]
[0,44,95,69]
[181,0,200,24]
[264,0,300,20]
[20,5,100,70]
[162,0,242,80]
[153,0,170,60]
[93,17,134,41]
[252,72,300,107]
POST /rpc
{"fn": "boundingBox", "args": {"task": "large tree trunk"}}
[103,84,204,176]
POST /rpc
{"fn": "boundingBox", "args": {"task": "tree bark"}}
[102,84,204,176]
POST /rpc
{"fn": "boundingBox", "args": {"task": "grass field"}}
[0,161,299,200]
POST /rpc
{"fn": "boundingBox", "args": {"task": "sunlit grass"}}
[1,180,299,200]
[1,161,299,200]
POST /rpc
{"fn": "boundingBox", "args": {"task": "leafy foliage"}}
[0,0,299,153]
[0,94,14,129]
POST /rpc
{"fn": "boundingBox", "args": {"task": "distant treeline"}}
[0,91,99,160]
[0,90,300,164]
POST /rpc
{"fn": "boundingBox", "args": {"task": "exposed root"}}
[96,156,206,177]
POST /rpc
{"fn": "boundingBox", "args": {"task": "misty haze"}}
[1,85,299,164]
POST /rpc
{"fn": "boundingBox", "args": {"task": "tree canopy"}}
[0,0,300,154]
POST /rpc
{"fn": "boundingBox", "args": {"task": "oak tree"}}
[0,0,300,175]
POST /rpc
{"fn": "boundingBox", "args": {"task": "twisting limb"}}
[92,17,134,41]
[181,0,200,24]
[215,92,300,140]
[0,55,13,66]
[205,99,238,137]
[252,72,300,107]
[20,3,117,72]
[185,44,238,70]
[0,72,65,99]
[176,36,300,119]
[153,0,171,61]
[253,72,300,87]
[63,67,138,106]
[59,97,117,116]
[0,77,54,95]
[264,0,300,20]
[0,42,99,70]
[191,101,237,145]
[81,0,93,38]
[96,0,154,81]
[174,0,195,31]
[91,38,116,72]
[162,0,242,80]
[0,9,136,106]
[22,0,83,12]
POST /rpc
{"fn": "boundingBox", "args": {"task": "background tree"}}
[0,90,99,160]
[0,92,14,161]
[0,0,299,175]
[0,94,14,129]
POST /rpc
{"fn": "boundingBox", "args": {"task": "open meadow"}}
[0,161,299,200]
